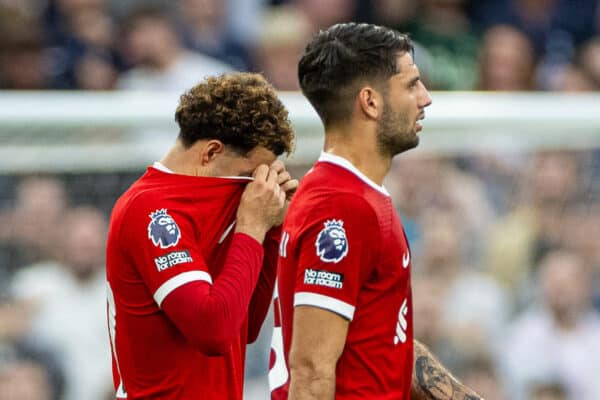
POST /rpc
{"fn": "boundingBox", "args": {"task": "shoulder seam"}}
[114,187,168,252]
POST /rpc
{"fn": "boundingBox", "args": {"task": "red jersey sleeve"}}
[247,226,281,343]
[292,193,380,320]
[119,198,212,307]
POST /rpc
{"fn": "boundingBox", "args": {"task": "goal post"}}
[0,91,599,173]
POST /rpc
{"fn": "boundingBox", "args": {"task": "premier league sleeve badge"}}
[148,209,181,249]
[315,220,349,263]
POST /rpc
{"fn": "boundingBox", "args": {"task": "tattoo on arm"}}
[411,340,484,400]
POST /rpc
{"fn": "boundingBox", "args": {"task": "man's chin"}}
[388,137,419,157]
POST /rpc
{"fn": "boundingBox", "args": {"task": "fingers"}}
[255,162,294,199]
[277,170,292,185]
[277,185,286,205]
[252,160,284,185]
[270,159,285,174]
[266,166,279,186]
[253,164,270,181]
[269,160,293,185]
[280,179,299,198]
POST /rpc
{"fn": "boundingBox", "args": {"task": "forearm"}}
[288,363,336,400]
[162,233,264,355]
[411,340,483,400]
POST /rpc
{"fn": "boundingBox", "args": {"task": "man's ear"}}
[199,140,226,166]
[357,86,382,120]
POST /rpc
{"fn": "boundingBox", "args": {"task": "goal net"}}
[1,91,599,400]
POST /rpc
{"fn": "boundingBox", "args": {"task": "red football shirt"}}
[106,165,275,399]
[270,152,414,400]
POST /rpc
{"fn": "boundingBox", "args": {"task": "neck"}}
[323,126,391,186]
[159,141,204,176]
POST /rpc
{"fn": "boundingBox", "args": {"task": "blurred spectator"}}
[0,0,46,19]
[73,52,118,90]
[549,64,598,92]
[528,379,568,400]
[294,0,357,32]
[405,0,480,90]
[416,209,510,357]
[0,360,53,400]
[412,276,455,365]
[0,7,49,89]
[251,6,311,90]
[485,151,580,295]
[370,0,417,30]
[502,250,600,400]
[11,206,112,400]
[226,0,264,48]
[43,0,120,88]
[460,353,508,400]
[470,0,598,89]
[546,37,600,91]
[578,37,600,88]
[469,0,597,55]
[0,177,68,288]
[0,343,64,400]
[458,153,528,215]
[560,203,600,313]
[390,155,495,257]
[0,301,31,342]
[117,5,232,91]
[177,0,250,70]
[478,25,536,90]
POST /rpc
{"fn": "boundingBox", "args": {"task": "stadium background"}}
[1,0,600,399]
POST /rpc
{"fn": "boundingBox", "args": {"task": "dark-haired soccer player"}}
[269,24,484,400]
[106,73,297,400]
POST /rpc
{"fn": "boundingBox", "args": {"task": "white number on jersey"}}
[269,284,289,391]
[393,297,408,345]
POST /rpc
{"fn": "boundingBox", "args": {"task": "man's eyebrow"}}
[407,75,421,86]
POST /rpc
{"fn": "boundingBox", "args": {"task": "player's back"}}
[107,167,249,399]
[271,152,414,400]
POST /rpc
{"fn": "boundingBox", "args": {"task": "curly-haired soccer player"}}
[106,73,297,399]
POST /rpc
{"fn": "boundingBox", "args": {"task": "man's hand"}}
[236,164,286,243]
[269,160,299,225]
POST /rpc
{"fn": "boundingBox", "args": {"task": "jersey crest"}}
[148,209,181,249]
[315,220,348,263]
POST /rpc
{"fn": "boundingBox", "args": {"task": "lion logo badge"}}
[148,209,181,249]
[315,220,349,263]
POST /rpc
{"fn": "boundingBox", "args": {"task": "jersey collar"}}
[152,161,174,174]
[318,152,390,196]
[152,161,252,181]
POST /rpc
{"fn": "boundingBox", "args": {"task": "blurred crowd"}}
[0,149,599,400]
[1,1,600,400]
[0,0,600,92]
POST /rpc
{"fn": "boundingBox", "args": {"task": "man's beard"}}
[376,102,419,158]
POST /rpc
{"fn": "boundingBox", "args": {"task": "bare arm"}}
[288,306,349,400]
[411,340,484,400]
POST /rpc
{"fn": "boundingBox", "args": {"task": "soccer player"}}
[269,24,484,400]
[106,73,297,399]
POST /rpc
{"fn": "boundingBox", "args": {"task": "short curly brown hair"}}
[175,73,295,156]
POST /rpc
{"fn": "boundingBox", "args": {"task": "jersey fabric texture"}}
[270,152,414,400]
[106,165,274,400]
